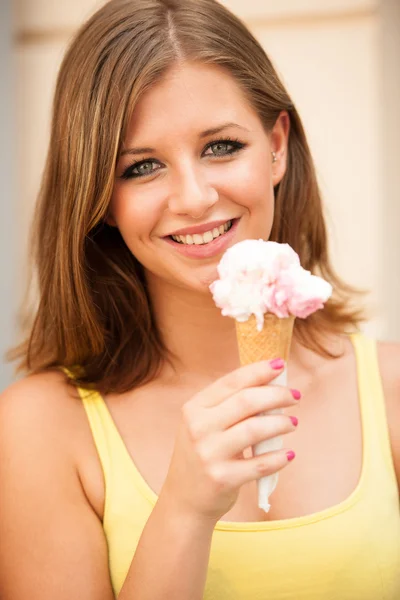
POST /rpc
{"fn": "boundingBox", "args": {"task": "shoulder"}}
[0,370,105,519]
[0,367,80,401]
[0,370,96,499]
[0,369,84,447]
[376,340,400,388]
[376,340,400,406]
[0,370,83,482]
[376,340,400,485]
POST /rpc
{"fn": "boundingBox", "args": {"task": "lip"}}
[163,218,240,259]
[166,218,236,237]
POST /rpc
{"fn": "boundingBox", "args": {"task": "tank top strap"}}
[61,368,115,486]
[349,333,396,478]
[61,367,157,507]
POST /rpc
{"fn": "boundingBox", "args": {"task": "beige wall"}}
[13,0,400,340]
[1,0,16,391]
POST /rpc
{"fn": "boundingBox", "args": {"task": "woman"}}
[1,0,399,598]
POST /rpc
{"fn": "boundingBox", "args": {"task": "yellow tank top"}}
[74,334,400,598]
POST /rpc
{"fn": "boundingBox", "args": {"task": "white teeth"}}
[171,220,233,245]
[192,234,204,245]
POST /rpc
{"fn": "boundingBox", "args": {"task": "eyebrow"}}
[119,122,250,157]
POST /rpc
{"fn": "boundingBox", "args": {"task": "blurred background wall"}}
[2,0,399,390]
[1,0,16,389]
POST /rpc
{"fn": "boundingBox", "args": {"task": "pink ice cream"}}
[210,240,332,330]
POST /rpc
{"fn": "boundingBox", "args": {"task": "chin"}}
[183,266,221,294]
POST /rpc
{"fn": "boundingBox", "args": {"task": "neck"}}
[148,276,240,383]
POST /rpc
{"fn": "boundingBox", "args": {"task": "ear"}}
[270,111,290,187]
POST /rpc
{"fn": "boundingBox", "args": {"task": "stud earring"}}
[271,151,278,163]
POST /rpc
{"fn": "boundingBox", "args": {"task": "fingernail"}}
[287,450,296,462]
[270,358,285,370]
[290,389,301,400]
[290,416,299,427]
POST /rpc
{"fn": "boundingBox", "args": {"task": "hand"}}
[161,359,299,523]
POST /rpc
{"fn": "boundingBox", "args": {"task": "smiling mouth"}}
[169,220,234,245]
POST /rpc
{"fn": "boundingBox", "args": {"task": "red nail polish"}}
[270,358,285,370]
[290,389,301,400]
[290,416,298,427]
[287,450,296,461]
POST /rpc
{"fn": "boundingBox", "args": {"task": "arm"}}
[378,341,400,488]
[0,375,115,600]
[0,374,215,600]
[119,492,215,600]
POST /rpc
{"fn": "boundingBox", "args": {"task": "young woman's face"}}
[110,62,289,292]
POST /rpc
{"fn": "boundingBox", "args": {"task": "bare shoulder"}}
[0,370,94,473]
[0,369,105,515]
[377,340,400,389]
[376,340,400,485]
[0,369,83,441]
[377,340,400,409]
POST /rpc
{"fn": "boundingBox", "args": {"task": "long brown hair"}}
[8,0,366,393]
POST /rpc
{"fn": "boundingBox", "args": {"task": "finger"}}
[194,359,286,409]
[244,448,296,484]
[208,448,295,490]
[210,385,299,432]
[216,414,298,459]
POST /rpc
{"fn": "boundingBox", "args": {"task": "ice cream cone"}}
[210,239,332,511]
[235,313,295,366]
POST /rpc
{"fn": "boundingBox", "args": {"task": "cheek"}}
[216,152,273,208]
[111,185,164,242]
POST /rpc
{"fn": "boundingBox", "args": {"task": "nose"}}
[167,163,219,219]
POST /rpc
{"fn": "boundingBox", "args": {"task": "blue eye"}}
[119,137,246,180]
[204,139,245,157]
[121,160,161,180]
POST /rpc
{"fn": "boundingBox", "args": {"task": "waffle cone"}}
[235,314,295,366]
